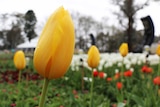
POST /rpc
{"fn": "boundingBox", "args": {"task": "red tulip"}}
[98,72,107,79]
[116,82,123,90]
[124,70,133,77]
[106,77,112,82]
[114,73,120,80]
[93,70,99,77]
[141,65,152,73]
[153,76,160,86]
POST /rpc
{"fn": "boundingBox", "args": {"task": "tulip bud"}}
[119,43,128,57]
[13,50,26,70]
[33,6,75,79]
[87,45,100,68]
[156,44,160,56]
[116,82,123,90]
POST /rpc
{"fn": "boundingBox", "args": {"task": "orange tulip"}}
[33,6,75,79]
[156,44,160,56]
[119,43,128,57]
[13,50,26,70]
[87,45,100,68]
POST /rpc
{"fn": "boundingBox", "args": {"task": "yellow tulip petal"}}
[87,45,100,68]
[156,44,160,56]
[34,6,75,79]
[119,43,128,57]
[13,50,26,70]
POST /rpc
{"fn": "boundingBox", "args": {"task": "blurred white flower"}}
[130,58,137,65]
[115,69,119,73]
[130,68,134,72]
[76,66,79,71]
[125,64,131,69]
[117,62,122,67]
[25,57,30,66]
[98,65,103,71]
[83,77,92,82]
[70,53,159,72]
[71,66,75,71]
[64,77,69,80]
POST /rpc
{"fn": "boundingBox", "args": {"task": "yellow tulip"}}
[119,43,128,57]
[87,45,100,68]
[156,44,160,56]
[13,50,26,70]
[33,6,75,79]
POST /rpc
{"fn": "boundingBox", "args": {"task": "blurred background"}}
[0,0,160,54]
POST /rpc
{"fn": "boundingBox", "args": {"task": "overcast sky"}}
[0,0,160,36]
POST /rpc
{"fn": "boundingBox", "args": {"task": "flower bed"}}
[1,52,160,106]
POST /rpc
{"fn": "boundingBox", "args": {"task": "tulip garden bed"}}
[1,52,160,107]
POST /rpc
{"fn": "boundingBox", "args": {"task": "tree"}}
[24,10,37,42]
[0,13,25,49]
[96,32,109,52]
[5,24,24,49]
[72,12,107,52]
[112,0,149,52]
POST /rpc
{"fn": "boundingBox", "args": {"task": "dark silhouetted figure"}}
[141,16,155,63]
[141,15,155,46]
[89,33,95,45]
[133,15,155,53]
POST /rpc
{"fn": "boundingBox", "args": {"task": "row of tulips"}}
[2,45,160,106]
[1,60,160,106]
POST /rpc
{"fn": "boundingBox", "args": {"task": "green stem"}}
[158,57,160,76]
[81,66,84,92]
[18,70,21,83]
[121,57,124,82]
[120,57,124,101]
[17,70,21,105]
[39,78,50,107]
[90,68,94,107]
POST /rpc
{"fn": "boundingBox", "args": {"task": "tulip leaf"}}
[129,93,144,107]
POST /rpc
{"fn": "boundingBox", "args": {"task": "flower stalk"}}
[18,70,21,83]
[158,57,160,76]
[17,70,21,106]
[121,57,124,82]
[39,78,50,107]
[90,69,94,107]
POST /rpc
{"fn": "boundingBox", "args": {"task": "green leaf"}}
[129,93,144,107]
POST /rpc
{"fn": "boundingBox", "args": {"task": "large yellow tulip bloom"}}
[33,6,75,79]
[119,43,128,57]
[156,44,160,56]
[13,50,26,70]
[87,45,100,68]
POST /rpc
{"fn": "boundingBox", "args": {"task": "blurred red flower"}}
[114,73,120,80]
[10,103,16,107]
[106,77,112,82]
[141,65,152,73]
[93,70,99,77]
[72,89,78,95]
[124,70,132,77]
[98,72,107,79]
[153,76,160,86]
[116,82,123,90]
